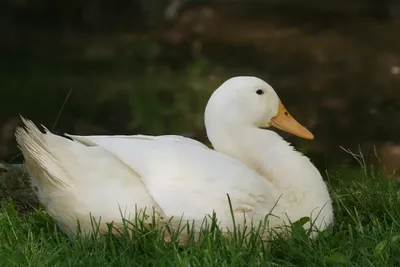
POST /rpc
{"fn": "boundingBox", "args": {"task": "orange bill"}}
[269,102,314,140]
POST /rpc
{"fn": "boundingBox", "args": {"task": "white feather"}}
[15,76,333,244]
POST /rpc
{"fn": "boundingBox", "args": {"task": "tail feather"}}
[15,116,72,189]
[14,116,169,239]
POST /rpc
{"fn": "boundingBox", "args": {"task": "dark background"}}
[1,0,400,175]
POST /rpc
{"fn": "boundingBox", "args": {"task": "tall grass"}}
[1,155,400,266]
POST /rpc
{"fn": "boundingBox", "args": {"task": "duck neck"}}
[206,124,326,194]
[207,123,333,230]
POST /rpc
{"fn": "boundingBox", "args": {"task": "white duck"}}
[15,76,333,243]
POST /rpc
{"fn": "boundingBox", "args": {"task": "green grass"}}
[1,163,400,266]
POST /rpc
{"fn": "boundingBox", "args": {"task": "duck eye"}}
[256,89,264,95]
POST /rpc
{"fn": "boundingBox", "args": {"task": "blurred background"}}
[1,0,400,177]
